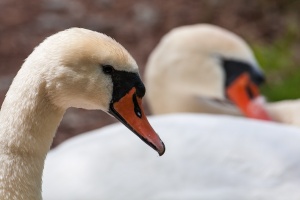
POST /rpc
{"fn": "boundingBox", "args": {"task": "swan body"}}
[43,113,300,200]
[145,24,298,125]
[0,28,164,200]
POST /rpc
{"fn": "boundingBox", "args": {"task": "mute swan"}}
[0,28,165,200]
[43,113,300,200]
[145,24,275,121]
[42,25,300,199]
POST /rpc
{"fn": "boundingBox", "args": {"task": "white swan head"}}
[145,24,271,120]
[28,28,135,110]
[19,28,165,155]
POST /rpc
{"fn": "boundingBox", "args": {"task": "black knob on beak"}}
[135,82,146,98]
[250,69,265,86]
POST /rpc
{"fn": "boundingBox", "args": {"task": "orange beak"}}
[226,73,272,121]
[109,88,165,156]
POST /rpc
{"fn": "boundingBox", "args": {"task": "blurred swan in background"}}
[43,113,300,200]
[145,24,299,127]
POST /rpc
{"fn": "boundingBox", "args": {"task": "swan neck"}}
[0,72,64,200]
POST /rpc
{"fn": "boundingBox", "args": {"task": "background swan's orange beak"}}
[109,88,165,156]
[227,73,272,121]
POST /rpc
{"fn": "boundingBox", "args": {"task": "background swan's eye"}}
[102,65,114,75]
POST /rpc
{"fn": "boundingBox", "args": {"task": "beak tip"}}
[157,141,166,156]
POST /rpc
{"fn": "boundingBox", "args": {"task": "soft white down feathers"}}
[43,114,300,200]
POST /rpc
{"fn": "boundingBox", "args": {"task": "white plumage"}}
[43,114,300,200]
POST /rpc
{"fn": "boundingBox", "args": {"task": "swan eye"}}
[102,65,114,75]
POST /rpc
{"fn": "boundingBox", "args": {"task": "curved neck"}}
[0,71,64,200]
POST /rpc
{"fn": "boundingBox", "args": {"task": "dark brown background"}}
[0,0,299,148]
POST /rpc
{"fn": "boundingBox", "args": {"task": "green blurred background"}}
[252,17,300,101]
[247,0,300,101]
